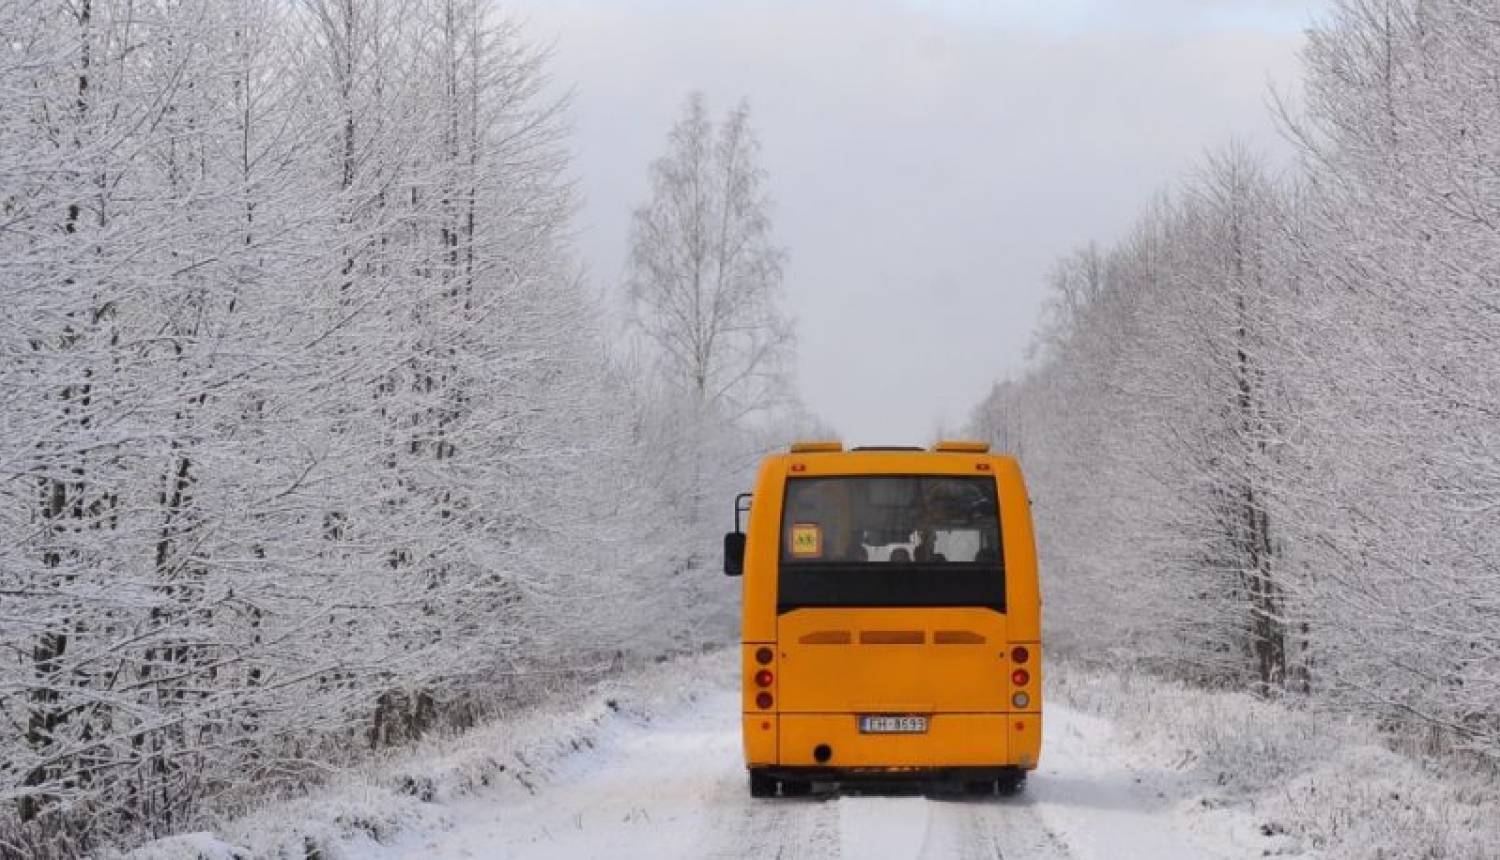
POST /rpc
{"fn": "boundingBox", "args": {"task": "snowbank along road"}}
[367,653,1298,860]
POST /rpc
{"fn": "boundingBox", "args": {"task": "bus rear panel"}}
[729,442,1041,796]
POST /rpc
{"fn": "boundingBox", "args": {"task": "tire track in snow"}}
[707,799,839,859]
[931,795,1075,860]
[838,796,932,858]
[713,787,1074,860]
[702,791,840,860]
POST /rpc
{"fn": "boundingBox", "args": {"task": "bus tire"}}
[749,769,776,798]
[963,780,996,796]
[996,769,1027,796]
[779,778,812,797]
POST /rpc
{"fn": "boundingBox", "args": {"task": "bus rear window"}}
[777,476,1004,612]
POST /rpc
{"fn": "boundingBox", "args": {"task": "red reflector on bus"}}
[754,669,774,687]
[1012,669,1030,686]
[1011,646,1030,664]
[755,647,774,665]
[756,692,773,709]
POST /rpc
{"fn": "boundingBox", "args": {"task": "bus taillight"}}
[754,669,774,687]
[1012,669,1030,687]
[1011,646,1030,664]
[755,647,774,665]
[755,692,773,709]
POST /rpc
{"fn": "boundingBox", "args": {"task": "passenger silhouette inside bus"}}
[913,529,946,563]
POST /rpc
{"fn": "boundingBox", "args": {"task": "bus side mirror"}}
[723,532,746,577]
[725,492,752,577]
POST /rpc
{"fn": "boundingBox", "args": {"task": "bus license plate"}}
[859,715,928,734]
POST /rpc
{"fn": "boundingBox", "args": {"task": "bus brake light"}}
[754,669,774,687]
[1012,669,1030,686]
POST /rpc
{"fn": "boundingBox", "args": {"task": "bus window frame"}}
[774,474,1006,614]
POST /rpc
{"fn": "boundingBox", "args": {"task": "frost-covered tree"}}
[0,2,666,855]
[972,150,1299,690]
[970,0,1500,769]
[1276,0,1500,751]
[619,93,800,647]
[1139,153,1297,690]
[627,93,792,422]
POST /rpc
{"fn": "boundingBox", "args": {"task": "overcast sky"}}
[506,0,1319,446]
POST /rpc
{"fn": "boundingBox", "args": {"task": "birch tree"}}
[620,93,797,645]
[627,93,792,423]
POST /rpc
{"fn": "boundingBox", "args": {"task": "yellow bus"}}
[723,441,1041,797]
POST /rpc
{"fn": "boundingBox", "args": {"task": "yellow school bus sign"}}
[789,524,822,558]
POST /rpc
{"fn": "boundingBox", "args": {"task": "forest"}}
[0,1,810,855]
[5,0,1500,856]
[971,0,1500,776]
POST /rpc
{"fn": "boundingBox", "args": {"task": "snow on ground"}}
[115,650,1500,860]
[1029,706,1273,859]
[345,656,1295,860]
[1052,664,1500,860]
[105,654,721,860]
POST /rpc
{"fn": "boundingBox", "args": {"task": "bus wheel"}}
[963,780,996,796]
[779,779,812,797]
[996,769,1027,796]
[749,769,776,798]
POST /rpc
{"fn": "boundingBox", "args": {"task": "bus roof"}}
[786,440,993,455]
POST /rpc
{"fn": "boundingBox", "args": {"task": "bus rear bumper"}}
[756,764,1027,783]
[769,712,1041,771]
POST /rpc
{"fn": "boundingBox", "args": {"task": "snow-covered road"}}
[366,657,1285,860]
